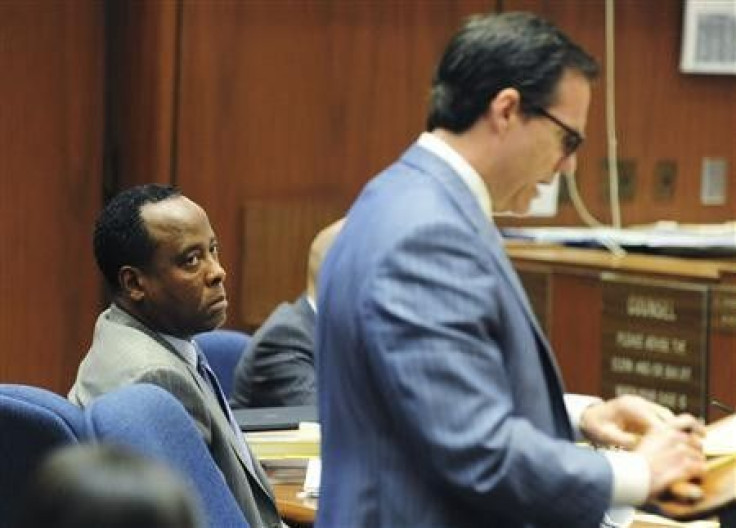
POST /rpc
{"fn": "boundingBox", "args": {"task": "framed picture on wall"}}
[680,0,736,74]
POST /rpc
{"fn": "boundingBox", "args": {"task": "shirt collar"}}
[108,303,199,369]
[161,333,198,369]
[306,295,317,313]
[417,132,493,221]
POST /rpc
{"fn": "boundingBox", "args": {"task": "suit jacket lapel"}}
[186,351,274,498]
[400,145,568,396]
[108,305,275,497]
[295,294,316,339]
[108,304,180,356]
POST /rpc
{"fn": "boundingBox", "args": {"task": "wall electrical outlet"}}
[653,160,677,202]
[600,158,636,202]
[701,157,728,206]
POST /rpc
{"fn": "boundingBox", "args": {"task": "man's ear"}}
[119,266,145,302]
[487,87,522,134]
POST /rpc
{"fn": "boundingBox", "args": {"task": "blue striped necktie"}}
[193,343,255,472]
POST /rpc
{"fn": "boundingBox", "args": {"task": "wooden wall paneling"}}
[709,286,736,421]
[106,0,179,190]
[172,0,493,327]
[549,271,603,396]
[709,331,736,421]
[108,0,736,336]
[606,0,736,225]
[0,1,104,392]
[516,263,552,336]
[240,200,344,329]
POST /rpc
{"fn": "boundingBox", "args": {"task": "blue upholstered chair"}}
[0,385,86,527]
[85,383,249,528]
[194,329,251,398]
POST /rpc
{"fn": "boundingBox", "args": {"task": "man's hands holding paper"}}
[580,395,706,502]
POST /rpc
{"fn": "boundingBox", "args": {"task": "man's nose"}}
[207,258,226,285]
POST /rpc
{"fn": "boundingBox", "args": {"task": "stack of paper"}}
[704,415,736,457]
[246,422,320,460]
[631,512,718,528]
[502,222,736,256]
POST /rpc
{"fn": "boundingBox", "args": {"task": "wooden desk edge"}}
[273,483,316,525]
[506,243,736,282]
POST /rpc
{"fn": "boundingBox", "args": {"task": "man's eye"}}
[184,254,200,267]
[210,244,221,260]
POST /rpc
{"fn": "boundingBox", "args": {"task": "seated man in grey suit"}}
[68,184,281,528]
[231,218,343,409]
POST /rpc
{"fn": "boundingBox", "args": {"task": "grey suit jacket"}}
[231,294,316,409]
[68,304,281,528]
[316,143,612,528]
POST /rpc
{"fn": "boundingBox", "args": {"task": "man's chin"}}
[512,203,533,216]
[201,310,227,332]
[213,312,227,329]
[493,202,533,217]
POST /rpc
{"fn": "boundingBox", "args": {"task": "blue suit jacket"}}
[316,144,612,528]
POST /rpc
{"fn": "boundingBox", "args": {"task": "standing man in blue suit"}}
[317,11,704,528]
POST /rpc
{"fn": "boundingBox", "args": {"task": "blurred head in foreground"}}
[17,443,203,528]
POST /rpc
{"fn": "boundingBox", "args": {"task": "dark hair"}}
[94,184,181,292]
[16,443,202,528]
[427,11,599,132]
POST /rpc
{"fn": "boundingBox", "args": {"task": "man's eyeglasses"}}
[529,106,584,158]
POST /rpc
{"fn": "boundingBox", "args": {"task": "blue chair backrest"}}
[194,329,250,398]
[0,385,86,528]
[85,383,249,528]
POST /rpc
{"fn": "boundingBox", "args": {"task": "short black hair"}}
[93,184,181,292]
[427,11,599,133]
[17,443,202,528]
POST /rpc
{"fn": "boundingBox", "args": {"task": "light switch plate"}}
[701,157,728,205]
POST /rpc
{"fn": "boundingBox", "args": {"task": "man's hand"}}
[635,426,706,501]
[580,394,706,502]
[579,394,704,449]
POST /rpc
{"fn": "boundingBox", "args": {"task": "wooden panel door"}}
[172,0,491,326]
[0,1,104,392]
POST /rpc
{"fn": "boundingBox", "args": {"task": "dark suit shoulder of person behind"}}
[231,294,316,408]
[17,443,203,528]
[231,218,343,409]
